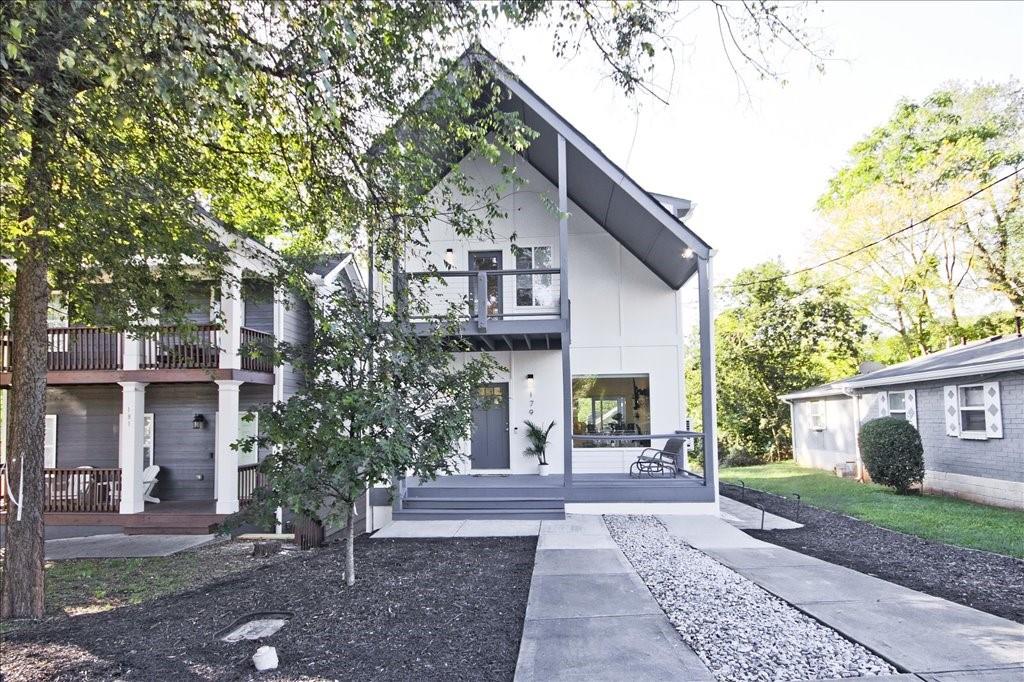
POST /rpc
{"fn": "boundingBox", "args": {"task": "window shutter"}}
[44,415,57,467]
[143,413,154,468]
[943,385,959,437]
[876,391,889,418]
[903,390,917,429]
[238,411,259,466]
[982,382,1003,439]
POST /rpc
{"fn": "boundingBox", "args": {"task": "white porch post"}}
[118,381,148,514]
[219,264,243,370]
[696,255,719,509]
[272,286,286,403]
[215,379,242,514]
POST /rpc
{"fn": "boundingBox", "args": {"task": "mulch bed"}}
[2,536,536,681]
[721,483,1024,624]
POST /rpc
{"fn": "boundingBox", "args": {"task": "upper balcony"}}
[403,268,567,351]
[0,324,275,386]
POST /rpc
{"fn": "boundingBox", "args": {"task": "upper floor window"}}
[514,245,556,307]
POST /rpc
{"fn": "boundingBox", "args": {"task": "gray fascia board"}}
[484,63,712,261]
[840,360,1024,389]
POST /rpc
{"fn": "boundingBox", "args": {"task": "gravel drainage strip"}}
[605,515,899,682]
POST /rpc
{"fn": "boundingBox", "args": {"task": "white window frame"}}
[887,391,907,421]
[143,413,154,468]
[809,401,826,431]
[957,384,987,440]
[238,411,259,466]
[512,244,557,309]
[44,414,58,467]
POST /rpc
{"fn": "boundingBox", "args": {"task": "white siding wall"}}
[409,153,686,474]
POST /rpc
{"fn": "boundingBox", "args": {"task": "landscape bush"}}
[858,417,925,494]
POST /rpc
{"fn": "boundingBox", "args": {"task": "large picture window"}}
[572,375,651,447]
[514,245,556,307]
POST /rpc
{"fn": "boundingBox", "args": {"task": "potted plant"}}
[523,419,556,476]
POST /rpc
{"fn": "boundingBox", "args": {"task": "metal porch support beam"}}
[558,133,573,488]
[696,255,719,506]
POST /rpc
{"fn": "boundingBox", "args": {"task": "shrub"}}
[858,417,924,494]
[721,449,764,468]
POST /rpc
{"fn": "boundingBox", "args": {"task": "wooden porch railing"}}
[1,327,124,373]
[0,466,122,514]
[238,463,265,505]
[140,324,220,369]
[240,327,275,373]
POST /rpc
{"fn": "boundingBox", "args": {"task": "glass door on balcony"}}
[468,251,502,318]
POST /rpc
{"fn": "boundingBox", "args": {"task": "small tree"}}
[858,417,925,494]
[523,419,556,466]
[233,282,495,585]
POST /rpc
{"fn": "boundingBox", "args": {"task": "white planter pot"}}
[537,463,550,477]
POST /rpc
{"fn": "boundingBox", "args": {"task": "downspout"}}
[780,397,796,463]
[842,386,864,481]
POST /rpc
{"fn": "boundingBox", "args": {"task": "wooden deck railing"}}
[0,466,122,514]
[1,324,275,375]
[140,324,220,369]
[238,463,265,505]
[240,327,275,373]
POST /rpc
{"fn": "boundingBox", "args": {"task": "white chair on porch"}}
[143,465,161,504]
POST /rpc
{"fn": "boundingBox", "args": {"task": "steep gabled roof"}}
[467,48,711,289]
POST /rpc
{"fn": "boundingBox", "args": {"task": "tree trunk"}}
[345,505,355,587]
[2,104,56,620]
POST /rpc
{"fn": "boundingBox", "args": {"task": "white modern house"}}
[368,50,719,525]
[782,334,1024,510]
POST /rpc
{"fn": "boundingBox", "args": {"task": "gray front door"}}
[471,383,510,469]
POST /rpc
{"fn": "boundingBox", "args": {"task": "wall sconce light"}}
[444,248,456,268]
[681,247,694,259]
[526,373,535,393]
[192,413,207,430]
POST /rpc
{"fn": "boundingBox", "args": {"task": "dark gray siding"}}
[147,383,217,500]
[281,293,312,398]
[243,280,275,333]
[45,386,120,469]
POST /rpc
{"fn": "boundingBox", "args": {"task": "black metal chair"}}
[629,438,685,478]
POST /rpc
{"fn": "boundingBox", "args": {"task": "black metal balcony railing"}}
[403,268,561,325]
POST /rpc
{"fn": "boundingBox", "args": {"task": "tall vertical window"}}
[572,375,651,447]
[514,245,556,307]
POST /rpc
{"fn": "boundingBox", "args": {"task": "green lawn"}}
[720,461,1024,558]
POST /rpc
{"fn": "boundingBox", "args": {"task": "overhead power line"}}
[719,167,1022,290]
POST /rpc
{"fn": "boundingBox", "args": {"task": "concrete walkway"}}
[44,533,217,560]
[719,495,803,530]
[371,519,541,538]
[659,515,1024,681]
[514,514,714,681]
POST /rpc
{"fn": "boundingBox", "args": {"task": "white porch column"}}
[219,264,243,370]
[557,133,573,487]
[215,379,243,514]
[696,255,719,510]
[118,381,148,514]
[273,286,286,403]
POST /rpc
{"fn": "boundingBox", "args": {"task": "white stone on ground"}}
[252,645,278,671]
[604,515,898,682]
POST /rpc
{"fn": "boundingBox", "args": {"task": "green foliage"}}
[816,81,1024,360]
[522,419,556,466]
[232,283,497,536]
[686,261,866,461]
[858,417,925,494]
[720,461,1024,558]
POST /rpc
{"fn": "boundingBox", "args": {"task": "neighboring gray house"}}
[0,217,361,537]
[781,335,1024,510]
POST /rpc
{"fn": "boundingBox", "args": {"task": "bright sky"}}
[484,1,1024,294]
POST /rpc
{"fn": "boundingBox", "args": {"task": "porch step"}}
[124,524,219,536]
[405,486,564,499]
[403,496,564,510]
[392,508,564,521]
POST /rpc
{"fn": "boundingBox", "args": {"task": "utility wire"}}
[719,167,1021,289]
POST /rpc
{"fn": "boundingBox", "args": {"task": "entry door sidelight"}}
[468,251,502,318]
[471,383,510,469]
